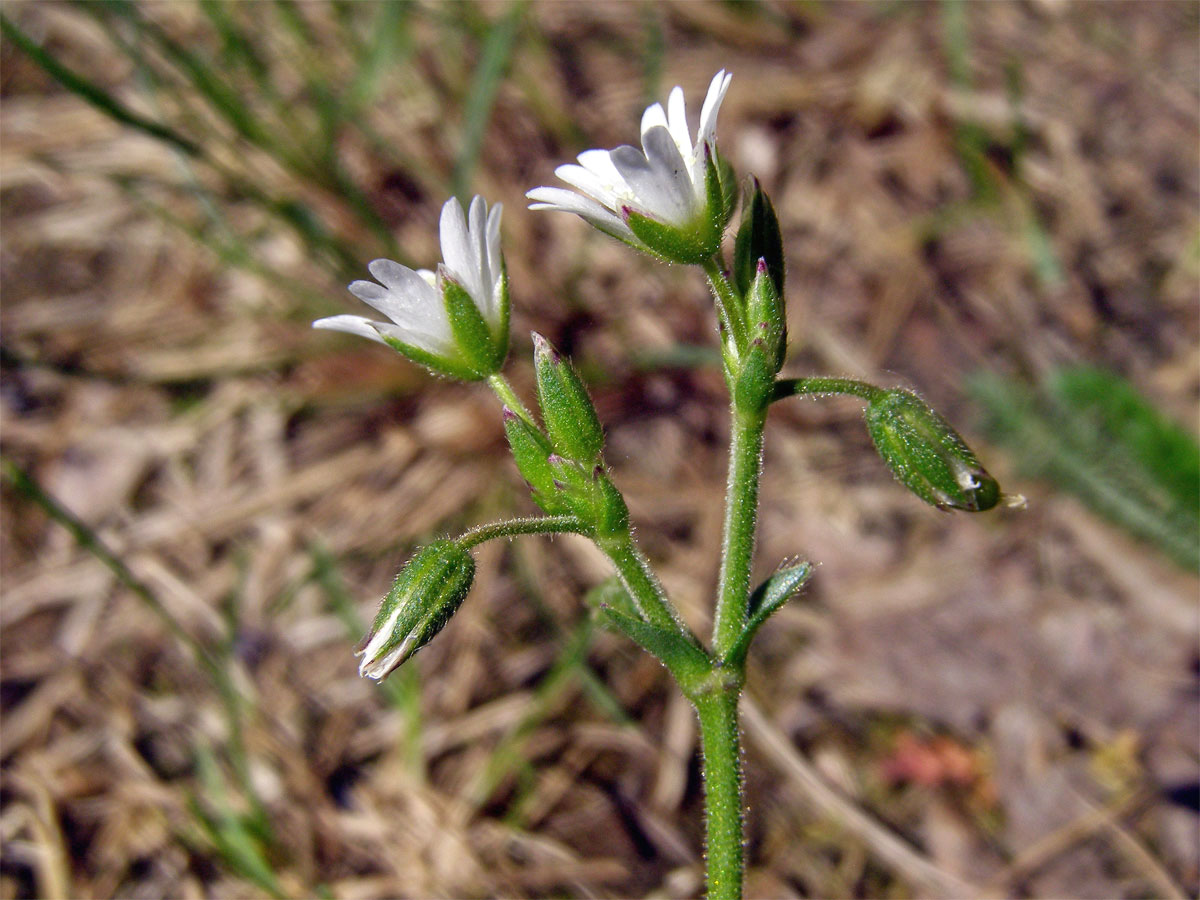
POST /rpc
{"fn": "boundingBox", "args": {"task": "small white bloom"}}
[314,195,507,376]
[526,70,732,245]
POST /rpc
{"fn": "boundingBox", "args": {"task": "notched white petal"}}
[368,258,417,292]
[313,315,389,344]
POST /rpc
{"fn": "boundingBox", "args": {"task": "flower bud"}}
[356,540,475,680]
[502,408,573,516]
[865,389,1000,512]
[732,177,784,302]
[532,333,605,465]
[745,260,786,375]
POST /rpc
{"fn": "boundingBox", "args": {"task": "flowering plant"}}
[316,71,1004,900]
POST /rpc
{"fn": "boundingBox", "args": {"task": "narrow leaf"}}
[600,606,711,690]
[725,560,812,668]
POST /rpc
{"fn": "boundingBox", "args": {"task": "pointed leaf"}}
[600,605,711,690]
[725,560,812,668]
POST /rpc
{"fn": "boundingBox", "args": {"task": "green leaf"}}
[733,342,776,415]
[584,577,641,622]
[599,606,711,691]
[724,559,812,668]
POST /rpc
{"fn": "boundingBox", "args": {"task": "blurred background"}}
[1,2,1197,897]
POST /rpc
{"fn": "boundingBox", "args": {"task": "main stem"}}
[695,689,744,900]
[712,402,767,657]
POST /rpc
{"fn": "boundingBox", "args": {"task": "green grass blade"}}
[0,12,200,157]
[971,368,1200,571]
[310,545,426,780]
[452,2,524,201]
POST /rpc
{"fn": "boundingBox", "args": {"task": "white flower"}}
[526,70,733,255]
[314,195,508,378]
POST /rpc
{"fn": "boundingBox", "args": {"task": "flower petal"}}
[485,202,503,314]
[697,70,731,152]
[554,163,622,207]
[526,186,633,241]
[467,195,488,302]
[640,101,669,140]
[642,124,695,214]
[665,85,693,164]
[313,314,389,344]
[576,149,627,192]
[439,198,480,303]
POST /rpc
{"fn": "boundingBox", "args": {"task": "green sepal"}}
[491,258,511,368]
[590,470,630,538]
[441,270,501,377]
[599,604,712,692]
[865,389,1000,511]
[733,341,776,415]
[723,559,812,669]
[746,262,786,375]
[732,177,784,301]
[378,333,481,381]
[356,539,476,680]
[502,409,573,516]
[624,207,720,266]
[533,333,605,465]
[711,146,739,232]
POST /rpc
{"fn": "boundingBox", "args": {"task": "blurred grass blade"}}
[469,615,598,812]
[347,0,415,112]
[310,545,426,780]
[190,746,288,899]
[1052,367,1199,513]
[972,367,1200,571]
[2,456,202,655]
[0,12,200,157]
[99,1,279,156]
[452,2,523,200]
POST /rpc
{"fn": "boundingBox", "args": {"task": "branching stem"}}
[458,515,586,549]
[487,372,537,425]
[773,376,886,404]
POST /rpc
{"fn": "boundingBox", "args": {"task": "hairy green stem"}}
[712,404,767,657]
[772,376,885,404]
[702,256,746,353]
[458,515,585,549]
[599,533,694,642]
[487,372,536,425]
[695,689,744,900]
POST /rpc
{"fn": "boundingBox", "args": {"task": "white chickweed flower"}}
[313,195,509,380]
[527,70,735,263]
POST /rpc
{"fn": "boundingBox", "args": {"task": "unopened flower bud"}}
[745,260,786,374]
[503,408,573,516]
[532,333,605,465]
[865,389,1000,511]
[356,540,475,680]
